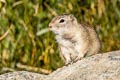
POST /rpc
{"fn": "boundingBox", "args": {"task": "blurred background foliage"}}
[0,0,120,74]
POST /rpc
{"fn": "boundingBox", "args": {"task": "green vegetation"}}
[0,0,120,74]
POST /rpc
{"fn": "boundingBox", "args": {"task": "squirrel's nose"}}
[49,23,52,28]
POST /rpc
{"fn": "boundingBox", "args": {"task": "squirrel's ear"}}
[69,15,77,24]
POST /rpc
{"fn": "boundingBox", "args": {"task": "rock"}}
[0,50,120,80]
[0,71,47,80]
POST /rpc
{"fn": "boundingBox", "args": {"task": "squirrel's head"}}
[49,14,78,34]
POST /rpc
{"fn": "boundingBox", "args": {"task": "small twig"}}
[0,27,11,40]
[16,63,52,74]
[19,19,36,46]
[1,67,16,72]
[44,2,57,16]
[0,0,6,3]
[33,4,39,16]
[12,1,23,7]
[19,19,27,31]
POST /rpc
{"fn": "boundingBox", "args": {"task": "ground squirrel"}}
[49,14,101,65]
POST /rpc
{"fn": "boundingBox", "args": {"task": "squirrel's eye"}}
[59,19,65,23]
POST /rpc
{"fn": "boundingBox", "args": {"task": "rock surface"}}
[0,50,120,80]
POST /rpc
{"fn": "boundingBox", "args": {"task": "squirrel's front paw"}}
[65,59,73,65]
[74,54,84,62]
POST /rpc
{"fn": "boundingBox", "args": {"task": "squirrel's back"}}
[82,24,101,56]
